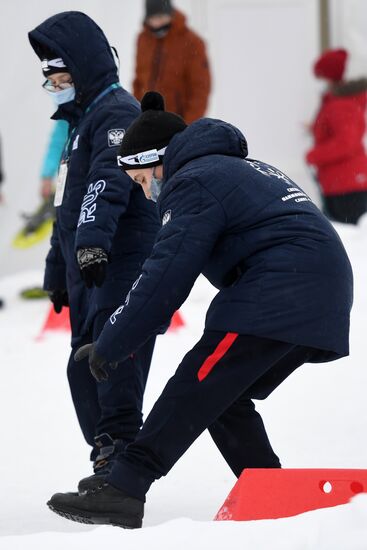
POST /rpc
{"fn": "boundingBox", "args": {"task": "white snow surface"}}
[1,220,367,548]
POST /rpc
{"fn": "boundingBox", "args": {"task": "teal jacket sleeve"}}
[40,120,69,179]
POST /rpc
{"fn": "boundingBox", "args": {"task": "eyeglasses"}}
[42,79,74,92]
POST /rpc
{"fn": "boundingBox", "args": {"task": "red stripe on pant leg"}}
[197,332,239,382]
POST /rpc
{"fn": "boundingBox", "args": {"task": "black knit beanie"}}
[40,46,69,77]
[118,92,187,170]
[145,0,173,18]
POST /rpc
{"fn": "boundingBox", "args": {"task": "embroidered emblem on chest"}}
[107,129,125,147]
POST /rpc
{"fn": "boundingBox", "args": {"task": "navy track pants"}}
[108,330,316,500]
[67,308,155,459]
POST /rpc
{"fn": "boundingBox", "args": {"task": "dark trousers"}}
[108,331,316,500]
[67,309,155,459]
[323,191,367,224]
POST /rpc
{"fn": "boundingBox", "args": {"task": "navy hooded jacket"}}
[29,12,159,342]
[96,118,353,363]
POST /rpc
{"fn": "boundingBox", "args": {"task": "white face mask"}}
[150,173,164,202]
[46,86,76,106]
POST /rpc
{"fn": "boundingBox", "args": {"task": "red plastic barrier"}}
[215,468,367,521]
[36,305,71,340]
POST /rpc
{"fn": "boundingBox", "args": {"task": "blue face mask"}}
[46,86,76,106]
[150,174,164,202]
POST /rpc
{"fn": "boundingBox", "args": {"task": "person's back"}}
[155,118,353,359]
[133,0,211,123]
[89,112,352,366]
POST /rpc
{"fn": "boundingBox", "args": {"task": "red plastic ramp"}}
[215,468,367,521]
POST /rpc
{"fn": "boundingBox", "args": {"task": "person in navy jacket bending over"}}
[48,92,353,528]
[28,13,160,492]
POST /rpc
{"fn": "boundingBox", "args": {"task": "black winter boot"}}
[47,483,144,528]
[78,472,107,494]
[78,434,124,494]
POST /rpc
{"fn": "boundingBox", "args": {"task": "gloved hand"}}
[49,289,69,314]
[77,247,108,288]
[74,342,119,382]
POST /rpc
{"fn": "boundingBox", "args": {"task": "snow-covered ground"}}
[1,219,367,548]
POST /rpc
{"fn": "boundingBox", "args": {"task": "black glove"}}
[74,342,118,382]
[49,289,69,314]
[77,247,108,288]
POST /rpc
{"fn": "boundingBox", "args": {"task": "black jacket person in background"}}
[28,12,160,491]
[47,92,353,528]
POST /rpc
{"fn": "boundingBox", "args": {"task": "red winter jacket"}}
[306,79,367,196]
[133,10,211,124]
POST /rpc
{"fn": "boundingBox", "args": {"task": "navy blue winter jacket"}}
[29,12,159,342]
[96,118,353,362]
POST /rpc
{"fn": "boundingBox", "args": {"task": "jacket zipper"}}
[149,40,164,90]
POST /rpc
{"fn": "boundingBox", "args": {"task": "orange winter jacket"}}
[133,10,211,124]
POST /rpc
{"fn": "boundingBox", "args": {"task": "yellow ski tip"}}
[12,219,54,249]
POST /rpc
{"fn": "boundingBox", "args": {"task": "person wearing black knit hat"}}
[49,91,352,528]
[117,92,186,200]
[118,93,186,166]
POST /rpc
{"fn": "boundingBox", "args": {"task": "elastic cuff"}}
[107,459,154,502]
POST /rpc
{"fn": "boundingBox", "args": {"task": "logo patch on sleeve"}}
[72,134,80,150]
[162,210,171,225]
[107,129,125,147]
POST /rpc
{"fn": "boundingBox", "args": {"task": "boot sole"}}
[47,502,142,529]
